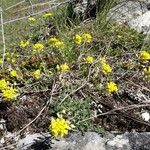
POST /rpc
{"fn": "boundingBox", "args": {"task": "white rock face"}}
[108,0,150,33]
[106,134,130,150]
[128,11,150,33]
[109,1,147,23]
[81,132,106,150]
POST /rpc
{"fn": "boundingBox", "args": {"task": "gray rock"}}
[17,133,50,150]
[106,134,130,150]
[128,11,150,33]
[73,0,88,15]
[70,0,150,33]
[16,132,150,150]
[127,132,150,150]
[69,0,98,19]
[51,138,75,150]
[51,132,106,150]
[108,0,150,33]
[108,0,148,23]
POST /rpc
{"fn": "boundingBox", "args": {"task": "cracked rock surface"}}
[16,132,150,150]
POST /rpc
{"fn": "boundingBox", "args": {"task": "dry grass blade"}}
[0,0,70,26]
[0,7,6,68]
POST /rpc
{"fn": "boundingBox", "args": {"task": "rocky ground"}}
[1,0,150,149]
[14,132,150,150]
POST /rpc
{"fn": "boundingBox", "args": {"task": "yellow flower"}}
[48,37,64,49]
[10,70,17,78]
[49,115,71,137]
[101,63,112,74]
[54,41,64,49]
[73,34,82,44]
[28,17,36,22]
[2,87,18,100]
[57,63,69,73]
[84,56,94,64]
[20,40,29,48]
[48,37,58,44]
[43,12,53,18]
[0,79,8,90]
[99,57,112,74]
[33,43,44,52]
[82,33,92,43]
[107,82,118,94]
[33,69,41,79]
[144,67,150,78]
[139,50,150,62]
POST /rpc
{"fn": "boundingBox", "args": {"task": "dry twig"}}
[77,103,150,126]
[16,82,56,135]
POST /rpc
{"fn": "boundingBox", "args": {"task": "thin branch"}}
[58,82,87,106]
[126,79,150,93]
[0,7,6,68]
[16,81,56,136]
[0,143,17,150]
[15,1,56,12]
[28,0,34,14]
[77,103,150,125]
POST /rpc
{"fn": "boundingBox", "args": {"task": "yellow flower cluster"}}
[57,63,69,73]
[99,57,112,75]
[84,56,94,64]
[107,81,118,94]
[49,115,72,137]
[73,33,92,44]
[2,87,18,100]
[10,70,18,78]
[33,43,44,52]
[73,34,82,44]
[0,79,8,90]
[43,12,53,18]
[28,17,36,22]
[20,40,29,48]
[33,69,41,79]
[48,37,64,49]
[82,33,92,43]
[139,50,150,62]
[0,79,18,100]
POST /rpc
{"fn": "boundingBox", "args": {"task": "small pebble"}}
[141,112,150,121]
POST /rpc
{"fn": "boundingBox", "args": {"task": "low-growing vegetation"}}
[0,0,150,148]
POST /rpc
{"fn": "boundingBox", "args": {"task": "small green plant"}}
[56,97,104,133]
